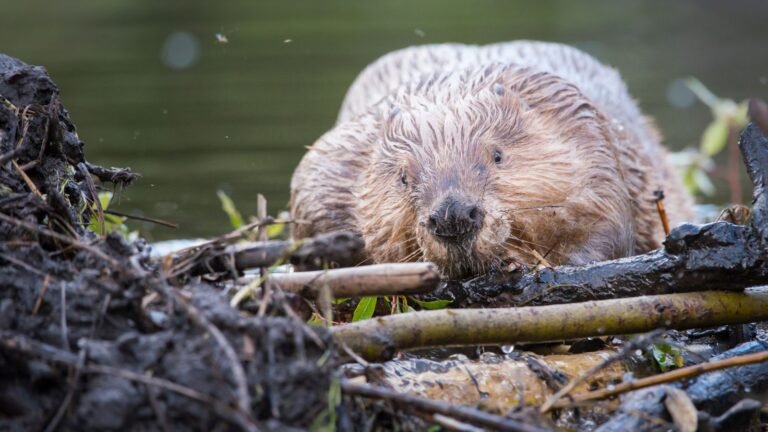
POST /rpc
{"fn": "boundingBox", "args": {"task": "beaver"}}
[290,41,693,278]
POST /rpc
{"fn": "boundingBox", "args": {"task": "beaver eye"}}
[493,150,502,164]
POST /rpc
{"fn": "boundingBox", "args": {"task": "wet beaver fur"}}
[290,41,693,278]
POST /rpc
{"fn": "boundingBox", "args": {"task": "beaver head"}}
[355,66,635,278]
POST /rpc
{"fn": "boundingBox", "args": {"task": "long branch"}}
[333,288,768,361]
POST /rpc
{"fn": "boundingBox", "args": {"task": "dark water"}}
[3,0,767,240]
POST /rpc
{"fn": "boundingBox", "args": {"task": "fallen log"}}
[333,288,768,361]
[171,229,366,277]
[351,350,626,412]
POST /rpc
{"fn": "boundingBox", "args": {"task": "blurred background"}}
[2,0,767,240]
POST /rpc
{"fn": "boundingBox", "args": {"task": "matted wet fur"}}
[290,41,693,278]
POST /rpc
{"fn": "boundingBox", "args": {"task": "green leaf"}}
[352,296,378,321]
[645,342,683,372]
[87,192,129,236]
[216,190,243,229]
[681,167,698,195]
[409,297,452,310]
[266,222,285,239]
[700,119,729,156]
[332,297,349,305]
[97,191,113,210]
[693,169,716,196]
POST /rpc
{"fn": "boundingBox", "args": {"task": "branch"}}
[333,288,768,361]
[175,230,365,277]
[262,262,440,299]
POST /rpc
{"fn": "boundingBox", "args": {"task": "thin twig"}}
[653,190,670,236]
[550,349,768,409]
[12,160,43,198]
[256,194,273,317]
[33,274,52,315]
[431,413,486,432]
[104,209,178,228]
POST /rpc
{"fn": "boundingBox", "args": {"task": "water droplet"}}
[501,344,515,354]
[161,31,200,70]
[666,78,696,109]
[215,33,229,44]
[283,38,292,44]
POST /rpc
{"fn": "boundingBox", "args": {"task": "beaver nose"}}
[427,197,483,242]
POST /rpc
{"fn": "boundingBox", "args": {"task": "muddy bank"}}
[0,54,336,431]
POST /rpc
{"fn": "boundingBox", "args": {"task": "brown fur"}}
[290,42,693,278]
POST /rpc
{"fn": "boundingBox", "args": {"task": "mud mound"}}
[0,54,335,431]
